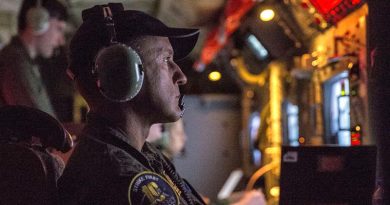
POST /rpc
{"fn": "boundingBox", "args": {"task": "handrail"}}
[245,161,279,191]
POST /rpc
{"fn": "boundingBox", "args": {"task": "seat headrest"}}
[0,105,73,153]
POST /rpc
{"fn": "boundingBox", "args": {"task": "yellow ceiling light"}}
[355,125,361,132]
[320,22,328,29]
[208,71,221,81]
[270,186,280,197]
[348,62,354,69]
[260,9,275,22]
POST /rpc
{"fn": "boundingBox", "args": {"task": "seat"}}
[0,105,73,205]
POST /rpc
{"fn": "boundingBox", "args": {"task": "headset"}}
[93,6,144,102]
[26,0,50,35]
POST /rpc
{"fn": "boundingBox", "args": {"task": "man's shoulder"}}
[66,132,149,176]
[58,134,163,204]
[0,39,30,71]
[60,134,114,178]
[0,38,26,60]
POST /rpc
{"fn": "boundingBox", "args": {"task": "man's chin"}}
[167,111,182,122]
[168,115,181,122]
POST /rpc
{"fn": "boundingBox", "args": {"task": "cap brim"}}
[164,28,199,61]
[115,10,200,60]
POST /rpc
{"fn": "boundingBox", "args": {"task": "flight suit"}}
[58,113,205,205]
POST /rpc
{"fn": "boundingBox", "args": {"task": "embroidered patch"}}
[128,171,179,205]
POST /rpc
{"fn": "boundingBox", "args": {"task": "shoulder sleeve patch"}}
[128,171,179,205]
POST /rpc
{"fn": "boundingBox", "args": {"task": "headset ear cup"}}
[26,6,50,35]
[95,44,144,102]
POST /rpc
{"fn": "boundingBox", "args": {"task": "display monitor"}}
[309,0,365,24]
[279,145,377,205]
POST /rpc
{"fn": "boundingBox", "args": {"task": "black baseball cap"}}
[68,3,199,78]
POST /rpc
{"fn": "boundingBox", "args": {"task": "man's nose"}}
[176,67,187,85]
[178,72,187,85]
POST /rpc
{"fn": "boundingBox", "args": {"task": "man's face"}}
[134,36,187,123]
[36,18,66,58]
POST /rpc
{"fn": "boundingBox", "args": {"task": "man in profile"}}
[58,3,265,205]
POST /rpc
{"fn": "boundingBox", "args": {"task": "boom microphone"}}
[179,95,185,117]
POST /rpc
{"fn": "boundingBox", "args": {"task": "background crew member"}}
[0,0,68,117]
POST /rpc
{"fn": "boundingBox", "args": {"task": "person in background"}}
[147,119,187,160]
[0,0,68,117]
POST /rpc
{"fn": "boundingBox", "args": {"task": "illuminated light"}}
[310,0,343,14]
[311,51,319,57]
[270,186,280,197]
[348,62,354,69]
[355,125,361,132]
[309,7,316,14]
[320,22,328,29]
[265,147,280,155]
[352,0,361,5]
[230,58,237,67]
[194,61,206,72]
[312,60,319,67]
[317,45,325,52]
[299,136,305,144]
[351,131,361,146]
[208,71,221,81]
[247,34,269,60]
[351,132,361,138]
[260,9,275,22]
[309,0,364,24]
[246,90,254,98]
[359,16,365,24]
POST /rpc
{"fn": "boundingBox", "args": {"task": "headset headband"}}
[102,6,118,44]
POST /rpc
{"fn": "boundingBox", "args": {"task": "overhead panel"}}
[238,3,307,62]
